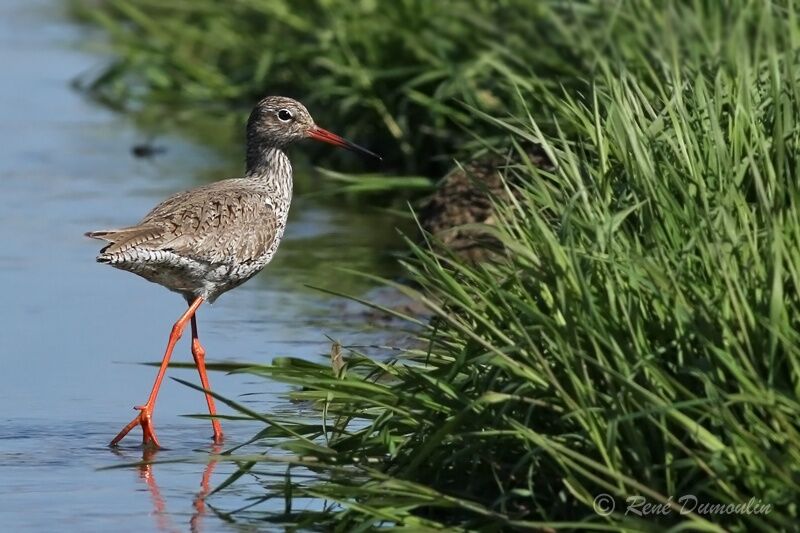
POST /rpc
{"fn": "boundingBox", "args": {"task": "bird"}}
[86,96,380,448]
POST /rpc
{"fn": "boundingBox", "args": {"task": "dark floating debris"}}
[131,142,167,158]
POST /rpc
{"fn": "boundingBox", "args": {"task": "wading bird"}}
[87,96,379,448]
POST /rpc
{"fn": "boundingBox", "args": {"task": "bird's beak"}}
[307,126,381,160]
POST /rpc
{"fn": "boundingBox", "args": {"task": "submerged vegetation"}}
[75,0,800,530]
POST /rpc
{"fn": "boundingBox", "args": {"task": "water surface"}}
[0,1,406,530]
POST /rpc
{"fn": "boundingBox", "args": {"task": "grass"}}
[74,0,800,530]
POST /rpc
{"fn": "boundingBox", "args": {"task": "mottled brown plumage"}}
[88,179,283,302]
[86,96,379,448]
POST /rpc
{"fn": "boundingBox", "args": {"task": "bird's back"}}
[87,176,292,302]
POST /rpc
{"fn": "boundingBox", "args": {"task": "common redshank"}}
[87,96,379,448]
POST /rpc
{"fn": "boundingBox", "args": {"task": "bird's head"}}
[247,96,380,159]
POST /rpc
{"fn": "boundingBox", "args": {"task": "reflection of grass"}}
[78,0,800,529]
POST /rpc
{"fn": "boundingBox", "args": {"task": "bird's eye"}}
[277,109,293,122]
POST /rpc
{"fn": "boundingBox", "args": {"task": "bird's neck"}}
[245,145,293,196]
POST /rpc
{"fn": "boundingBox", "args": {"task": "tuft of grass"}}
[187,2,800,527]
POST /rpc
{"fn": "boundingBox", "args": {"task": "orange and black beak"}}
[307,126,381,160]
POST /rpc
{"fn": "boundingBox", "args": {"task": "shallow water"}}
[0,1,406,530]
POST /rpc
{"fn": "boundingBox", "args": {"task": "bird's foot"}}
[110,404,161,448]
[212,427,224,445]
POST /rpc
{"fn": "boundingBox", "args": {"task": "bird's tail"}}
[85,225,163,257]
[85,230,116,241]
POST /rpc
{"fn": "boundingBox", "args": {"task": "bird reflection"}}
[111,445,221,533]
[138,447,177,533]
[191,444,221,533]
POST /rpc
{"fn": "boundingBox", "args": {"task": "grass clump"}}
[187,2,800,529]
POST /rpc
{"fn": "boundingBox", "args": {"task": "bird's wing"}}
[88,182,279,265]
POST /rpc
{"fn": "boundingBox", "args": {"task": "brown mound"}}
[417,145,552,262]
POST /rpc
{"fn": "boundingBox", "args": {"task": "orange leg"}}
[110,297,204,448]
[191,315,224,443]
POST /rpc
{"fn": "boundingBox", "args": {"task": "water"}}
[0,1,407,530]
